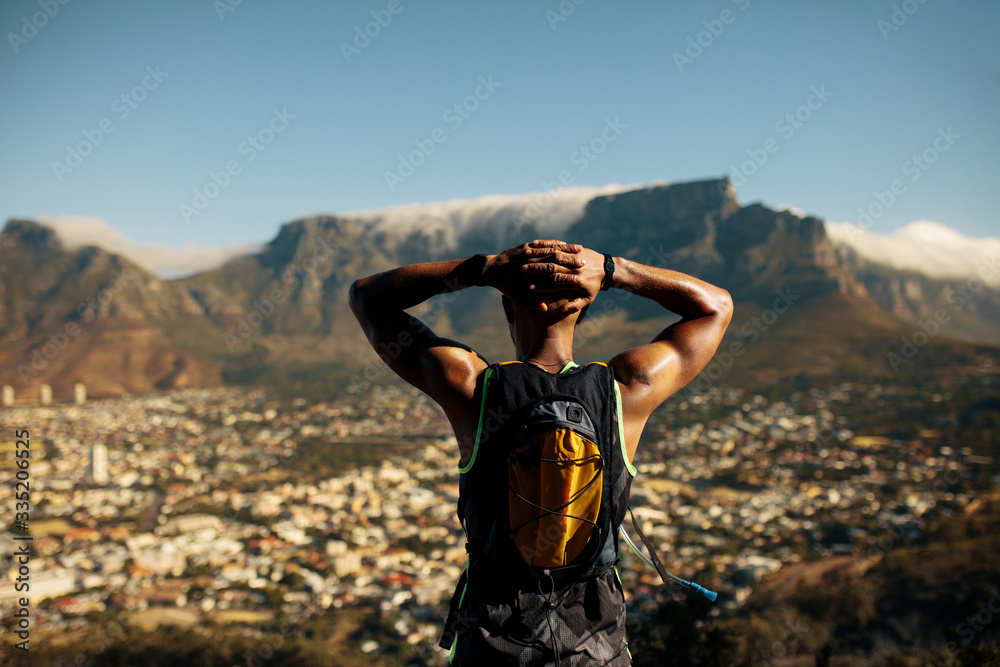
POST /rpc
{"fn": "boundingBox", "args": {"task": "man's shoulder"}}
[434,336,490,366]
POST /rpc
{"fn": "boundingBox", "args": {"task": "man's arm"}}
[349,257,488,421]
[349,244,588,428]
[605,258,734,440]
[523,242,733,459]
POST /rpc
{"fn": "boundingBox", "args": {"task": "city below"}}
[1,372,997,663]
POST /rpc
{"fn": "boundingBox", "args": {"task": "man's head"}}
[501,293,590,351]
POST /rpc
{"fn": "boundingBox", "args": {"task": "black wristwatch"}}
[463,253,489,287]
[600,253,615,291]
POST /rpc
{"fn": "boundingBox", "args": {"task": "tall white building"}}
[74,383,86,405]
[1,385,12,407]
[39,383,52,405]
[91,443,109,485]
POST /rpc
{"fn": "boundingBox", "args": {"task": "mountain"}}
[0,220,223,398]
[1,178,997,399]
[827,222,1000,346]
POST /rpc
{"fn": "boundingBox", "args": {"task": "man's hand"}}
[521,240,606,312]
[484,240,590,312]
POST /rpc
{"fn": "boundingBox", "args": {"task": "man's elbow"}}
[710,288,734,322]
[348,279,368,317]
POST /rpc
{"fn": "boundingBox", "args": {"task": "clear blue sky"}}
[1,0,997,250]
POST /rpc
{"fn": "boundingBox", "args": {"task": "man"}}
[350,240,733,665]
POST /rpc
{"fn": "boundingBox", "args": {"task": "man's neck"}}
[510,307,578,370]
[516,338,574,371]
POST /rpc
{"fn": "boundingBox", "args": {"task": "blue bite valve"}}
[684,580,718,602]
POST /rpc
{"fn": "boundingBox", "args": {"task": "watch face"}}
[602,255,615,289]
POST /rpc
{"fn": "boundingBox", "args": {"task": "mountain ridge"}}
[1,178,996,399]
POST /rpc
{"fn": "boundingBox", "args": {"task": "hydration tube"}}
[619,512,718,603]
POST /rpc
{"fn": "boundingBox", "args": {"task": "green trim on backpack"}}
[459,366,494,474]
[614,565,632,660]
[447,572,468,663]
[613,380,637,476]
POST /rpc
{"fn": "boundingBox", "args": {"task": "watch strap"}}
[470,253,489,287]
[601,254,615,291]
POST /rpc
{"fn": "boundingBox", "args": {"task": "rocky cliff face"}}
[567,179,866,302]
[834,243,1000,344]
[568,178,738,263]
[715,204,865,301]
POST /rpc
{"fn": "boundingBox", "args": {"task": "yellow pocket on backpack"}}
[508,426,603,568]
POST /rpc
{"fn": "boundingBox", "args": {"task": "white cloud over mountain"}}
[345,183,636,249]
[39,216,262,279]
[37,184,637,278]
[825,219,1000,287]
